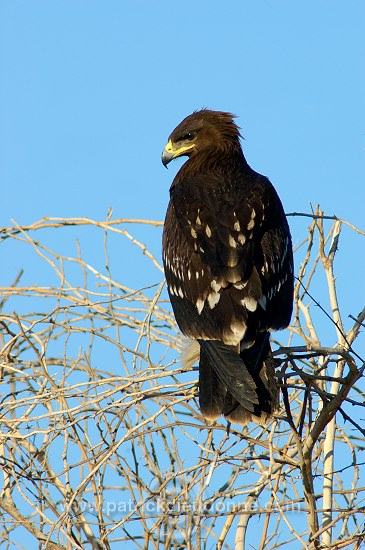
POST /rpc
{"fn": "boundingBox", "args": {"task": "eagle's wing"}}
[260,223,294,331]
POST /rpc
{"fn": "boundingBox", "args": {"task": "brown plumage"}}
[162,109,293,425]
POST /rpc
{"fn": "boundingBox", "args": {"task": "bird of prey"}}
[161,109,293,425]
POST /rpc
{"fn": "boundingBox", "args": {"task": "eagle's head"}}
[162,109,242,168]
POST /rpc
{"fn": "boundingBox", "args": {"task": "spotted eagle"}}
[162,109,293,425]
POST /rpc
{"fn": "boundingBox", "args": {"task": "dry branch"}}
[0,213,363,550]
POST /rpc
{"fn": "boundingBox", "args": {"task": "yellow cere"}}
[164,140,195,158]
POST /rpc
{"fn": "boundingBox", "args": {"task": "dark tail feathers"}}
[198,332,277,425]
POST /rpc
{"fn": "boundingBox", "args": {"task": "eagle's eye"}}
[180,131,196,142]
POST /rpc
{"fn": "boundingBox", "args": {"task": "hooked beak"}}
[161,141,175,168]
[161,139,195,168]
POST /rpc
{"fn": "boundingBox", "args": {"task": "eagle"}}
[161,109,293,425]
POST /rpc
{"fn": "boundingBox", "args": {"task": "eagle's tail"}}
[198,333,277,425]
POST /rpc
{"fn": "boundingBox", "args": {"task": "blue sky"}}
[1,1,364,227]
[1,0,364,332]
[0,2,364,548]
